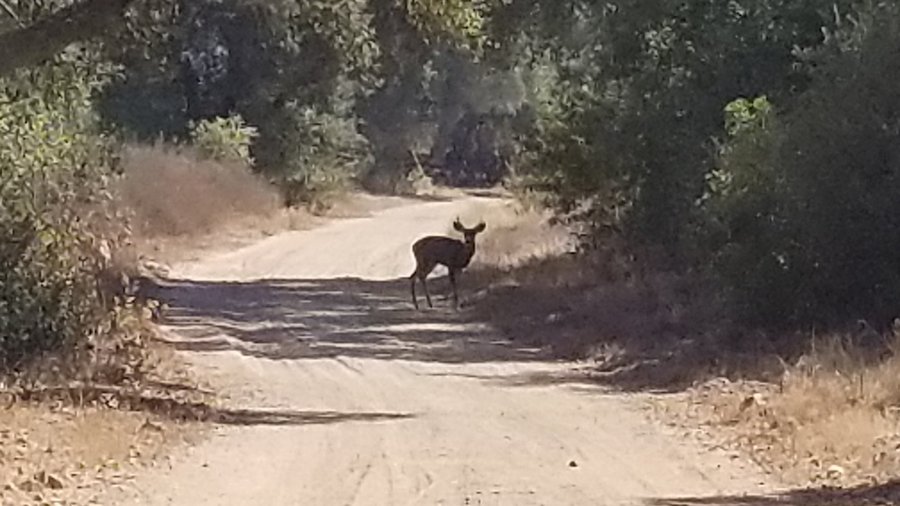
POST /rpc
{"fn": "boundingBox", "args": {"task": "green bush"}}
[701,96,794,323]
[765,5,900,326]
[0,48,127,374]
[190,115,258,166]
[258,100,371,209]
[704,4,900,326]
[512,1,900,328]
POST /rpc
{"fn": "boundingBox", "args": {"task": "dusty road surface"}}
[112,196,773,505]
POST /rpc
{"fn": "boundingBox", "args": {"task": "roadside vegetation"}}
[455,1,900,494]
[4,0,900,502]
[0,1,494,500]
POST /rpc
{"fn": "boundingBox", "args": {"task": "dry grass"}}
[133,206,317,267]
[0,337,213,505]
[134,192,433,267]
[464,207,726,362]
[652,336,900,489]
[319,192,423,219]
[452,198,572,269]
[0,403,198,505]
[120,144,437,266]
[116,143,319,265]
[119,144,281,238]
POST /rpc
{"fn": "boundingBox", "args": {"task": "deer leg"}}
[410,274,419,310]
[421,275,434,308]
[449,269,459,309]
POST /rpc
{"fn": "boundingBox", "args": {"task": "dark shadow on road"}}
[16,384,414,426]
[648,479,900,505]
[130,393,415,426]
[422,369,608,393]
[464,273,812,394]
[208,408,415,426]
[148,276,546,364]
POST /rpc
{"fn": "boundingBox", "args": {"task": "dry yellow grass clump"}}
[658,336,900,489]
[0,405,197,505]
[119,144,281,238]
[454,198,573,270]
[118,144,317,264]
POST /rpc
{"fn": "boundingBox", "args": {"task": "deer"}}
[410,218,487,310]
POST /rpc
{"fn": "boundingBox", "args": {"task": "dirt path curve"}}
[112,196,772,505]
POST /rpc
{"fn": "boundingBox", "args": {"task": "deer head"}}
[453,218,486,245]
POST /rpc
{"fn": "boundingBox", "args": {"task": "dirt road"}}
[113,196,771,505]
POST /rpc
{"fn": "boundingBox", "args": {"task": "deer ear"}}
[474,222,486,233]
[453,219,464,232]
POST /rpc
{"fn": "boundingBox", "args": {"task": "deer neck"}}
[459,239,476,266]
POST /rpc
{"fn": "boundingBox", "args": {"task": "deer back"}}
[413,236,474,269]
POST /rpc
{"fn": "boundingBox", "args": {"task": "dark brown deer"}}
[410,218,486,310]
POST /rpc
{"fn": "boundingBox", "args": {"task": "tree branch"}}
[0,0,139,77]
[0,0,24,27]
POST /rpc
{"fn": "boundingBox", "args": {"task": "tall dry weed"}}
[119,144,280,238]
[453,199,573,270]
[663,332,900,487]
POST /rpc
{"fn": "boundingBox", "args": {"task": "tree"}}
[0,0,137,76]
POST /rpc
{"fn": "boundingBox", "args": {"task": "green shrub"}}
[513,1,900,329]
[0,48,128,375]
[701,96,794,323]
[190,115,258,166]
[258,101,371,209]
[767,5,900,326]
[706,4,900,327]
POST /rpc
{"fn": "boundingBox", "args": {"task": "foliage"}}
[702,96,790,323]
[0,46,130,374]
[729,3,900,326]
[13,0,900,337]
[101,0,492,201]
[506,0,900,328]
[262,98,372,209]
[0,0,510,373]
[405,0,492,47]
[512,0,849,246]
[190,115,258,166]
[680,3,900,327]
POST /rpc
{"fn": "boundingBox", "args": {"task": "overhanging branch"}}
[0,0,139,77]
